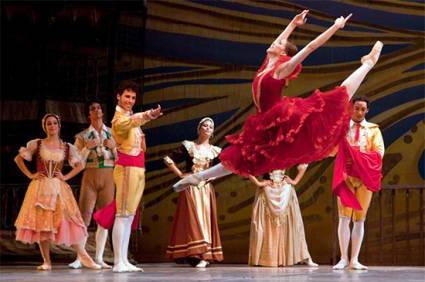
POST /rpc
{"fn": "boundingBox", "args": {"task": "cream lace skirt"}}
[248,184,312,266]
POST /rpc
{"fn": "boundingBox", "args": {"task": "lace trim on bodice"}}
[39,143,65,163]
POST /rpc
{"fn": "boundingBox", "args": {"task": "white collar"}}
[116,105,132,116]
[350,119,367,128]
[88,123,107,134]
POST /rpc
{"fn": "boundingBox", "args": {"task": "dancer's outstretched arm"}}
[271,10,309,47]
[276,14,352,79]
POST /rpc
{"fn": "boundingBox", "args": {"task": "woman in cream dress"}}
[14,114,100,270]
[248,164,317,267]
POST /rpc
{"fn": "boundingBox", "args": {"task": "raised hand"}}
[334,13,352,29]
[293,10,309,26]
[149,104,163,120]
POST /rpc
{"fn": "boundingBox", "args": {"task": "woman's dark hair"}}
[285,41,298,57]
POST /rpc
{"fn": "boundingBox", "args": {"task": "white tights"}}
[197,163,232,180]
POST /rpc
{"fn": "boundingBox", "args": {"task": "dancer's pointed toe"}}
[361,41,383,68]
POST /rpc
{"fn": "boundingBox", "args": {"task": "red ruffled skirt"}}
[220,86,352,176]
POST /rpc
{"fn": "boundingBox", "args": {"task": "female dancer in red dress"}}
[174,10,383,191]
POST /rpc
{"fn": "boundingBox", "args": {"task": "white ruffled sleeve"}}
[210,145,222,158]
[67,143,83,168]
[18,139,39,161]
[182,140,194,156]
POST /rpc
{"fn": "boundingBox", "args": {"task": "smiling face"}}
[44,116,60,137]
[117,90,137,112]
[352,100,369,123]
[198,120,214,139]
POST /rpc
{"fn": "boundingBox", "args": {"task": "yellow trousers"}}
[113,165,145,217]
[337,176,372,221]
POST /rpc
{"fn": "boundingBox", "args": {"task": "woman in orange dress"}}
[14,114,101,270]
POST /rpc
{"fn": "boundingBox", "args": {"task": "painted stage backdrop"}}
[1,1,424,265]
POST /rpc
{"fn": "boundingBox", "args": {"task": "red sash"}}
[332,138,382,210]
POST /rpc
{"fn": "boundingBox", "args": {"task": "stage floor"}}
[1,264,424,281]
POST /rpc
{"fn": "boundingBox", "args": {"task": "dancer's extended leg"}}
[341,41,383,99]
[173,163,232,192]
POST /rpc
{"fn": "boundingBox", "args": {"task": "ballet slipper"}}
[37,263,52,271]
[306,258,319,267]
[333,258,349,270]
[350,260,368,270]
[96,260,112,269]
[113,262,129,273]
[68,258,81,269]
[125,262,144,272]
[78,250,101,270]
[195,260,209,268]
[361,41,383,68]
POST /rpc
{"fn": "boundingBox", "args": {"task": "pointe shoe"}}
[306,258,319,267]
[68,258,82,269]
[113,262,129,273]
[37,263,52,271]
[96,260,112,269]
[195,260,209,268]
[173,174,203,192]
[350,261,368,270]
[333,258,349,270]
[78,252,101,270]
[361,41,383,68]
[125,262,144,272]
